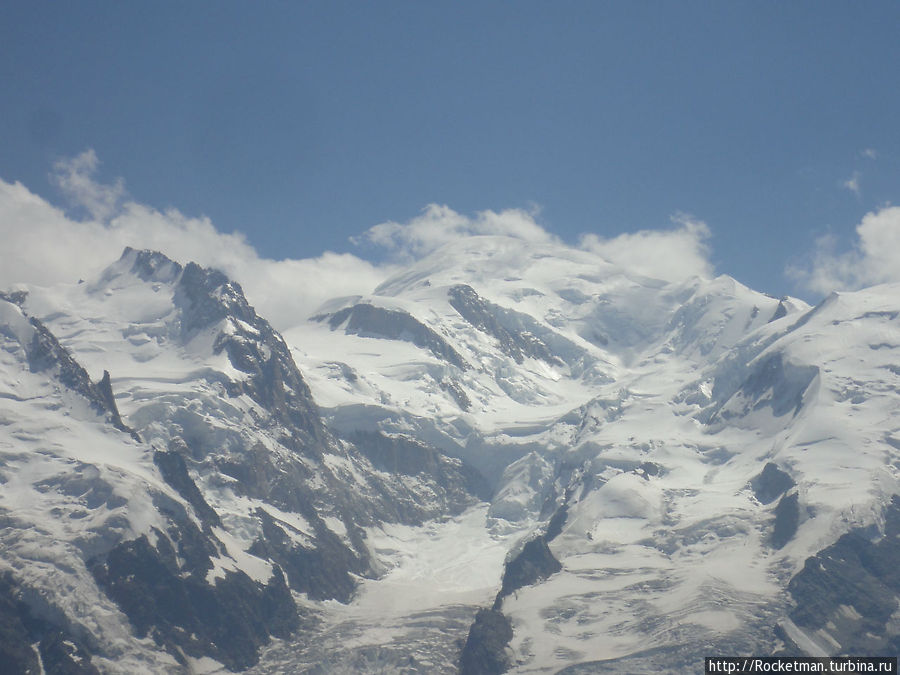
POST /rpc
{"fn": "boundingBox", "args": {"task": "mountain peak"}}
[120,246,184,283]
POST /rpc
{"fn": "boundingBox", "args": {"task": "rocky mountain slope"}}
[1,237,898,673]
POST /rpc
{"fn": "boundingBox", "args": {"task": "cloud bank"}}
[2,150,719,330]
[358,204,714,283]
[0,151,390,329]
[788,205,900,295]
[579,214,713,283]
[51,149,126,221]
[355,203,556,260]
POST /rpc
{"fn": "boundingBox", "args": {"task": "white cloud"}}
[355,203,555,260]
[2,150,719,330]
[0,178,140,291]
[578,214,713,283]
[0,152,390,329]
[787,205,900,294]
[244,252,395,329]
[842,170,861,197]
[358,204,716,284]
[861,148,878,160]
[50,149,126,221]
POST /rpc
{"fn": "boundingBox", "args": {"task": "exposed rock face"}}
[495,537,562,606]
[770,299,789,322]
[90,533,298,671]
[771,492,800,549]
[0,580,40,675]
[97,369,141,440]
[459,608,514,675]
[0,289,28,305]
[708,352,820,425]
[739,353,819,418]
[440,377,472,411]
[544,503,569,541]
[27,317,117,421]
[121,247,183,284]
[0,573,99,675]
[153,445,221,529]
[783,496,900,656]
[460,501,567,673]
[4,297,138,441]
[319,302,470,370]
[752,463,796,505]
[448,284,565,368]
[247,507,360,603]
[178,262,326,447]
[349,430,492,505]
[175,262,252,337]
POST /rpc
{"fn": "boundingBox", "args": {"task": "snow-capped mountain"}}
[1,237,898,674]
[0,248,484,673]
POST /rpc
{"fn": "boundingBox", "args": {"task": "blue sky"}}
[2,1,899,303]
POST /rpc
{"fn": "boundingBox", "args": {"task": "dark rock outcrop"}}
[0,289,28,305]
[752,462,795,505]
[440,377,472,411]
[27,319,108,413]
[461,497,568,672]
[97,370,140,441]
[171,263,326,448]
[25,316,138,439]
[91,528,298,671]
[0,573,99,675]
[247,508,360,603]
[545,503,569,542]
[785,496,900,655]
[349,430,492,503]
[495,536,562,606]
[709,352,819,425]
[448,284,565,368]
[769,299,789,323]
[0,575,42,675]
[771,492,799,549]
[319,303,470,371]
[459,608,513,675]
[741,354,818,417]
[176,263,254,337]
[111,249,325,451]
[124,247,183,284]
[153,444,221,529]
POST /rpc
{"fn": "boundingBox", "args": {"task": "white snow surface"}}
[0,295,188,672]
